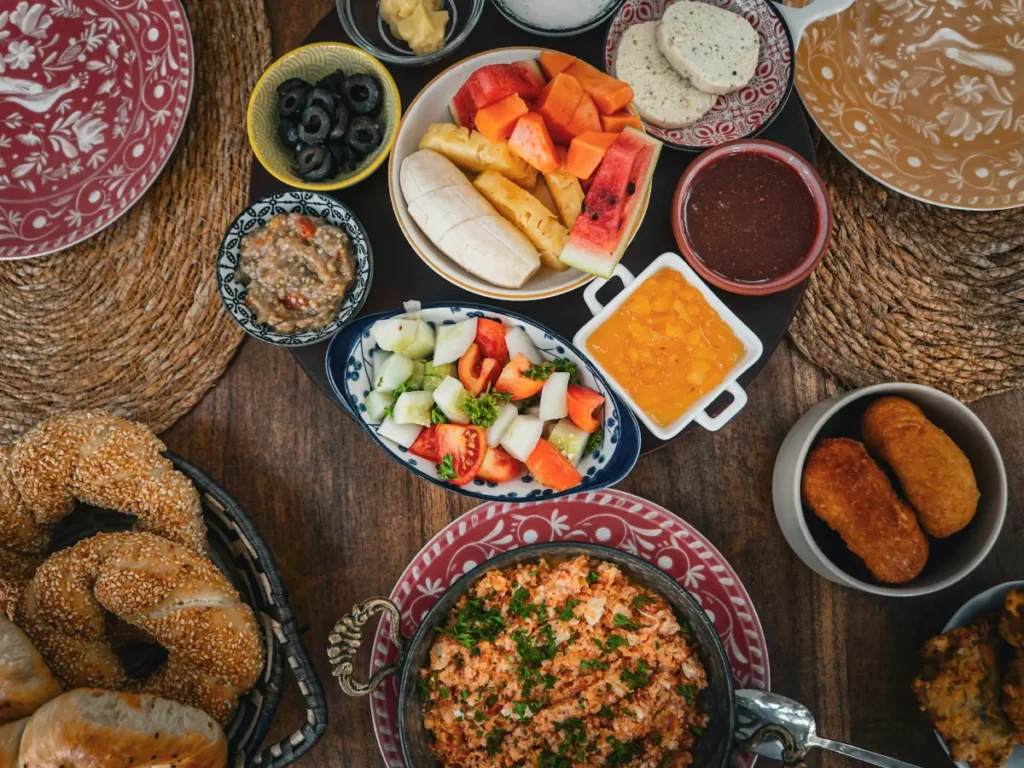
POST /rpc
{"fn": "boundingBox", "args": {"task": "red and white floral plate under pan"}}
[606,0,795,150]
[368,489,771,768]
[0,0,194,260]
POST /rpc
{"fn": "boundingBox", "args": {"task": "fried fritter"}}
[913,616,1016,768]
[1002,650,1024,740]
[801,438,929,584]
[861,396,979,538]
[999,589,1024,649]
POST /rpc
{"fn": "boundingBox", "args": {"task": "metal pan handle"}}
[771,0,856,49]
[327,597,406,696]
[736,723,809,768]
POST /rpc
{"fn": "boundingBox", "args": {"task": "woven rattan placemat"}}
[789,133,1024,403]
[0,0,270,443]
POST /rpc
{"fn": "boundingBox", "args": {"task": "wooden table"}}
[162,2,1024,765]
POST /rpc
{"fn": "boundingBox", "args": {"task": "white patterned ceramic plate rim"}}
[368,488,770,768]
[326,303,643,501]
[0,0,195,260]
[216,191,373,347]
[605,0,795,150]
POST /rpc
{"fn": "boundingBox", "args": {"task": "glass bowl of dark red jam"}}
[671,140,833,296]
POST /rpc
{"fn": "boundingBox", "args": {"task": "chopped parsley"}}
[555,717,588,761]
[463,388,512,428]
[485,727,507,756]
[677,684,697,705]
[586,570,600,585]
[513,625,558,697]
[538,751,572,768]
[430,404,448,424]
[473,710,486,722]
[621,659,650,691]
[604,634,628,653]
[606,736,646,766]
[459,689,469,702]
[557,598,580,621]
[631,595,657,609]
[437,454,458,481]
[585,428,604,455]
[613,613,640,631]
[690,725,706,737]
[418,675,432,700]
[436,598,504,654]
[597,704,615,719]
[579,659,610,672]
[523,358,578,382]
[512,700,530,720]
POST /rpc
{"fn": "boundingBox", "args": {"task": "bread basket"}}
[50,453,328,767]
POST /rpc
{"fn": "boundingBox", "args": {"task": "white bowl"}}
[572,252,763,440]
[772,383,1008,597]
[387,46,651,302]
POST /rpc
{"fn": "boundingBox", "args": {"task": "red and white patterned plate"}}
[0,0,194,260]
[606,0,794,150]
[368,489,771,768]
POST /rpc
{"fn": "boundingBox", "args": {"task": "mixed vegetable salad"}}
[364,308,606,491]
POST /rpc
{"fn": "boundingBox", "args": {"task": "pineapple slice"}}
[419,124,538,188]
[474,170,569,271]
[543,165,585,229]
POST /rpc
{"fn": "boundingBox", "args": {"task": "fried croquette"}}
[861,396,979,538]
[802,438,928,584]
[913,616,1016,768]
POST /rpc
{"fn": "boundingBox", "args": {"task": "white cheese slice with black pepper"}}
[614,21,717,129]
[657,1,760,95]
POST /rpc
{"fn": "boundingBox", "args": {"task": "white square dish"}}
[573,252,764,440]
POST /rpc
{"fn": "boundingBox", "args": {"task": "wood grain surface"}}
[160,3,1024,765]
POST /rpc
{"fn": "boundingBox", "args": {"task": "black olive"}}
[276,77,311,96]
[342,74,382,116]
[298,104,331,144]
[329,101,349,143]
[316,71,347,95]
[278,118,301,148]
[295,144,334,181]
[304,87,336,115]
[277,86,306,120]
[344,116,383,155]
[329,142,360,173]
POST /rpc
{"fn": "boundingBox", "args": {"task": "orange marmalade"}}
[586,268,745,427]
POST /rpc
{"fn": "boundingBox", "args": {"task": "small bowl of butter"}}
[337,0,485,67]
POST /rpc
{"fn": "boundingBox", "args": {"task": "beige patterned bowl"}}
[794,0,1024,211]
[247,43,401,191]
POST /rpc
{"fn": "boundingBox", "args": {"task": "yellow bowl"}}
[247,42,401,191]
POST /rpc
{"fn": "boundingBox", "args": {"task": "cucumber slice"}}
[402,321,436,360]
[433,319,479,367]
[548,419,589,466]
[500,415,544,462]
[423,361,456,393]
[409,360,426,389]
[371,349,391,379]
[506,327,542,364]
[432,376,470,424]
[377,418,423,449]
[376,353,414,391]
[539,372,570,422]
[365,390,395,424]
[486,403,519,447]
[371,317,419,353]
[393,390,435,427]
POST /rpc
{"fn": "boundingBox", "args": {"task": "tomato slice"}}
[458,344,502,397]
[566,384,605,433]
[495,354,545,401]
[475,318,509,365]
[409,425,439,462]
[526,438,582,492]
[477,447,522,484]
[436,424,487,486]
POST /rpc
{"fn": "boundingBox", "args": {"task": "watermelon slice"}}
[559,128,662,278]
[449,61,547,128]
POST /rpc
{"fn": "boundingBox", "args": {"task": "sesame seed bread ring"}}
[8,411,207,554]
[0,447,50,556]
[0,550,39,622]
[17,532,264,724]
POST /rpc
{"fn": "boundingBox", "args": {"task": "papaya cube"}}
[564,131,619,180]
[565,60,634,115]
[565,94,602,140]
[535,74,585,146]
[475,93,530,144]
[601,110,644,133]
[509,113,562,174]
[540,51,577,80]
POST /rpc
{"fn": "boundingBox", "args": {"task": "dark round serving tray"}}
[247,6,814,455]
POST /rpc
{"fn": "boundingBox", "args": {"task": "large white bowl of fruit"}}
[388,47,661,302]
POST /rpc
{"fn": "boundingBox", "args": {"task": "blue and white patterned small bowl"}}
[324,303,642,500]
[217,191,373,347]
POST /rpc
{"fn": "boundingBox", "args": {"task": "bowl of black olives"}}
[247,43,401,190]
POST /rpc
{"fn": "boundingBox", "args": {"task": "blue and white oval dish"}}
[325,303,642,500]
[217,191,374,347]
